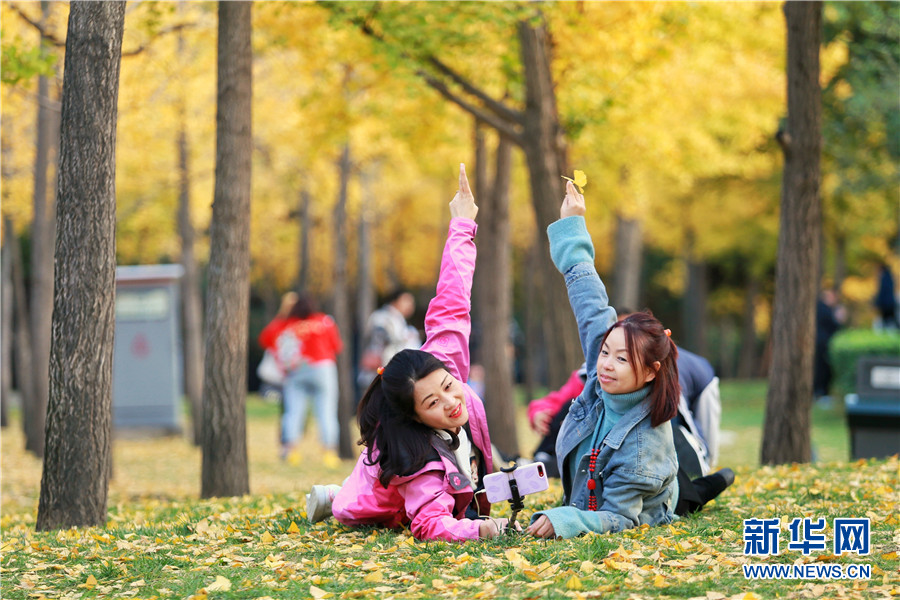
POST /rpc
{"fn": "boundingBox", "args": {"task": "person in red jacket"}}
[259,293,343,466]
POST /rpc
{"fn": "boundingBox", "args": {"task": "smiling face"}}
[596,327,658,395]
[412,369,469,432]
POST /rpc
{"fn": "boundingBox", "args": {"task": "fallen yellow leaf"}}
[565,575,583,590]
[287,521,300,534]
[260,531,275,544]
[363,571,383,583]
[309,585,332,599]
[206,576,231,592]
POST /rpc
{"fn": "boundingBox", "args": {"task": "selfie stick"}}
[501,464,524,534]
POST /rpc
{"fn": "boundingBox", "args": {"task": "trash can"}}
[844,356,900,460]
[113,264,184,433]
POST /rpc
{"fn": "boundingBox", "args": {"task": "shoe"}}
[307,484,341,523]
[281,445,301,466]
[694,468,735,505]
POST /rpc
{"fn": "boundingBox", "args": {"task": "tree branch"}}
[10,3,195,58]
[417,69,523,146]
[347,10,524,144]
[9,3,65,47]
[427,56,524,125]
[122,22,196,57]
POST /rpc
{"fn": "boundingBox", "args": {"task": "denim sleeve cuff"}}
[547,216,594,274]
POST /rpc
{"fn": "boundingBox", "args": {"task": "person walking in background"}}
[357,288,421,391]
[259,293,343,467]
[256,291,298,402]
[874,263,898,330]
[814,288,846,405]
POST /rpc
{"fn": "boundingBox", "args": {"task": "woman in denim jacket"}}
[527,182,733,539]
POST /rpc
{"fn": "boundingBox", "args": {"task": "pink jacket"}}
[332,218,494,541]
[527,369,586,427]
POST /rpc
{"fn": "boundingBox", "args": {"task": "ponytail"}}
[606,312,680,427]
[356,349,450,487]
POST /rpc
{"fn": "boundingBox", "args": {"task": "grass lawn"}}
[1,380,897,599]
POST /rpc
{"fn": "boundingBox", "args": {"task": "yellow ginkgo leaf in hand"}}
[561,169,588,194]
[573,169,587,188]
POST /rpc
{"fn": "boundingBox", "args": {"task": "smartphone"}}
[483,462,550,503]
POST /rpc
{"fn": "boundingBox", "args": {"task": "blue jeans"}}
[282,361,339,449]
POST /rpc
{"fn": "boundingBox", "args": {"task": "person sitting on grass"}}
[526,181,734,540]
[306,164,512,540]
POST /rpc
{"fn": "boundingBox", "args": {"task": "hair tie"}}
[664,329,672,337]
[376,367,384,375]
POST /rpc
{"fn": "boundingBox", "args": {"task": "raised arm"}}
[422,164,478,381]
[546,181,616,370]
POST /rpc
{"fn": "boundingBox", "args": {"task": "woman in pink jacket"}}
[306,164,508,541]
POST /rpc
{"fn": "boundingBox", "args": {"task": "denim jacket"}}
[533,216,678,539]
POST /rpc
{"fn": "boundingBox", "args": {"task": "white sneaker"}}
[306,484,341,523]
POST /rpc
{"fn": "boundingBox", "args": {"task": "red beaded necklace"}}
[587,448,600,510]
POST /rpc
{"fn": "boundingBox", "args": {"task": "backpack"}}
[275,326,306,373]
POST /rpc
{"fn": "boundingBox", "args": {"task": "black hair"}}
[384,287,412,305]
[357,349,458,487]
[287,292,316,320]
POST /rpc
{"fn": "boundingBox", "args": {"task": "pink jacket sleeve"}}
[422,218,477,383]
[399,472,481,541]
[527,369,585,426]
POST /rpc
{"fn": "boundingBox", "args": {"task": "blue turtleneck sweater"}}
[565,385,652,485]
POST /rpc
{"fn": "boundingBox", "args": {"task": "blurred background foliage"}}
[1,0,897,382]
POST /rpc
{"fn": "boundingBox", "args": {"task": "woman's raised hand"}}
[449,163,478,221]
[560,180,585,219]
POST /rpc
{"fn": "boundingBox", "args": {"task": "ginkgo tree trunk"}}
[36,0,126,531]
[201,1,252,498]
[761,0,823,465]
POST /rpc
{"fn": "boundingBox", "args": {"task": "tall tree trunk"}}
[761,0,822,465]
[737,275,760,379]
[333,144,356,459]
[356,173,375,325]
[9,219,36,441]
[475,134,519,457]
[297,185,312,291]
[521,244,541,401]
[201,1,252,498]
[612,215,643,312]
[832,233,847,291]
[1,224,11,428]
[177,1,205,447]
[717,318,736,379]
[36,0,125,531]
[27,0,59,459]
[471,123,489,365]
[356,168,376,376]
[518,20,581,389]
[682,250,709,356]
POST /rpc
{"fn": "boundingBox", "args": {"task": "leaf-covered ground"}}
[1,394,898,600]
